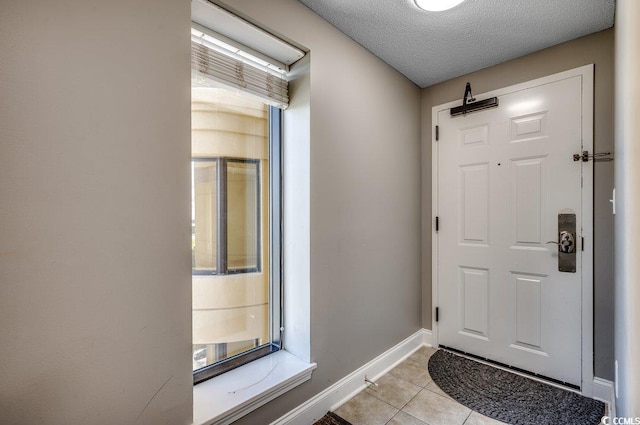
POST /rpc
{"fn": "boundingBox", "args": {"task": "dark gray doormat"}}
[312,411,352,425]
[428,350,605,425]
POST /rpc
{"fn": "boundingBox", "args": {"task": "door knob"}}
[546,231,575,253]
[548,214,577,272]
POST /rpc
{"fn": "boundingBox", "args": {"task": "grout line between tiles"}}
[397,389,428,425]
[380,379,425,425]
[385,410,402,424]
[361,389,401,423]
[364,387,405,413]
[397,409,431,425]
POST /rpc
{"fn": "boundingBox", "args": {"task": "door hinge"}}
[435,125,439,141]
[435,216,439,232]
[435,307,439,322]
[582,237,584,251]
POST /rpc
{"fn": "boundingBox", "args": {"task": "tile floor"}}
[334,347,505,425]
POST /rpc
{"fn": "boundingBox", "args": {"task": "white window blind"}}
[191,29,290,109]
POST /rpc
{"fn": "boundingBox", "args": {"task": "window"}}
[192,158,261,275]
[191,87,282,384]
[190,3,313,421]
[190,0,301,383]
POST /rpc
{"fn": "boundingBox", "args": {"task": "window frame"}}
[192,157,262,276]
[193,106,283,385]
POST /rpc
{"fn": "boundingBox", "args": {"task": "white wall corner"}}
[593,377,616,417]
[271,329,429,425]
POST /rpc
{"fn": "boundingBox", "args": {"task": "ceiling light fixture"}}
[415,0,466,12]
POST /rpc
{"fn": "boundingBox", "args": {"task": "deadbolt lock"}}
[558,230,576,254]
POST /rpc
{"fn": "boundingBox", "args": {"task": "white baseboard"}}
[422,327,432,347]
[271,328,432,425]
[592,377,615,417]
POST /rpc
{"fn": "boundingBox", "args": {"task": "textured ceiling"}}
[297,0,615,88]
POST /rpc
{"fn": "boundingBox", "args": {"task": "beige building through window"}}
[191,87,273,373]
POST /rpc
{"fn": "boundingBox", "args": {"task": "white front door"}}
[435,68,593,388]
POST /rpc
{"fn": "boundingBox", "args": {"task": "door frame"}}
[431,64,594,395]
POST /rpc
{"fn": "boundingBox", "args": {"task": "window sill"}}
[193,350,316,425]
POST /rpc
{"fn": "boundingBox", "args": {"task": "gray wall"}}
[0,1,193,424]
[421,29,615,380]
[614,0,640,415]
[0,0,422,423]
[216,0,423,423]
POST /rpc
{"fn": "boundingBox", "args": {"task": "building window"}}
[192,158,261,275]
[191,88,282,384]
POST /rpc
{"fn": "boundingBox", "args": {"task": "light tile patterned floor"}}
[334,347,506,425]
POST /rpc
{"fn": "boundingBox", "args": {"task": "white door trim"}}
[431,64,595,396]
